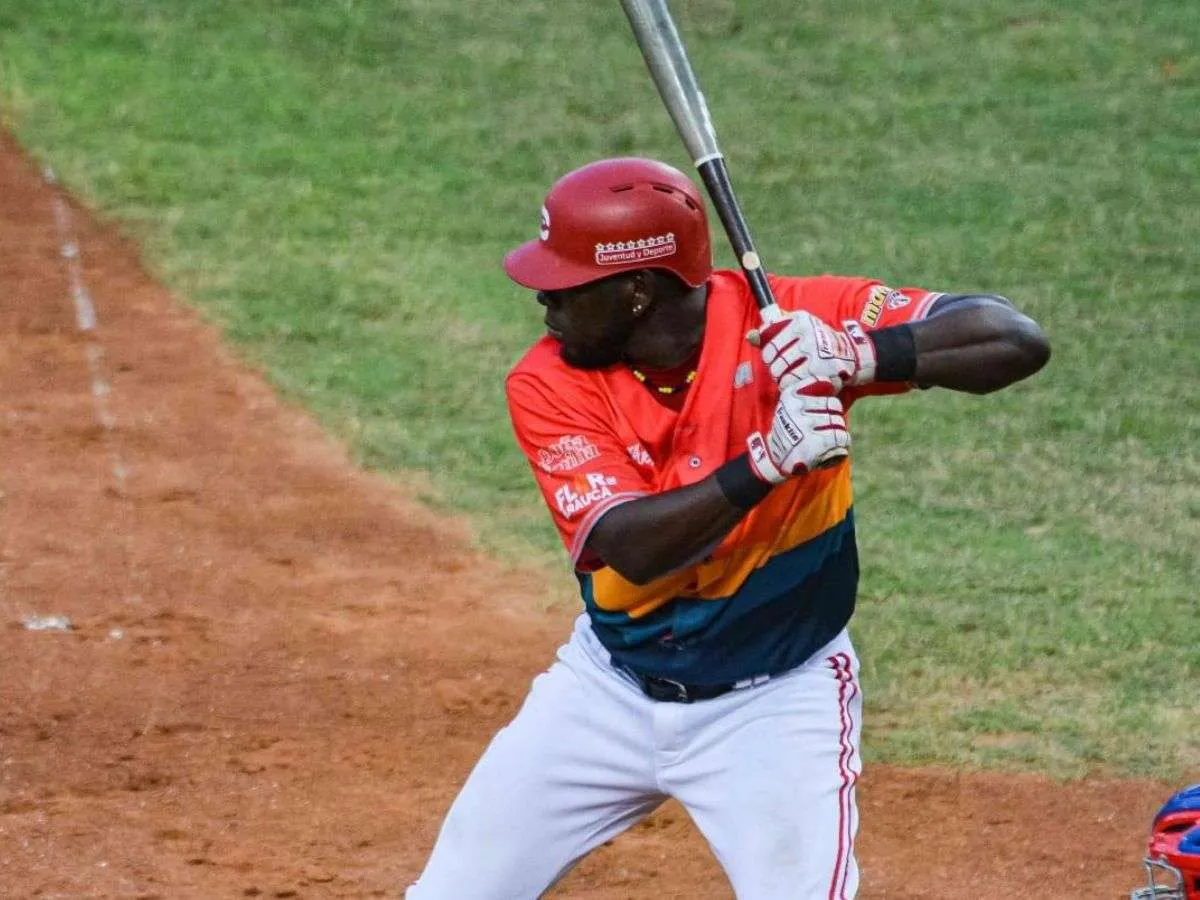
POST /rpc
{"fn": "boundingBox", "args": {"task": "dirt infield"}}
[0,131,1169,899]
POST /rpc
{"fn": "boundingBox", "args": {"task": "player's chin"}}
[559,341,621,371]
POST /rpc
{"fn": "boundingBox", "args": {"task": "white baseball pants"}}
[406,615,863,899]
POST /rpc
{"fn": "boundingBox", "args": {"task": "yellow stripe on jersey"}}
[589,464,854,617]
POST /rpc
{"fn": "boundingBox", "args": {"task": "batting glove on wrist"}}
[748,312,877,395]
[746,382,851,484]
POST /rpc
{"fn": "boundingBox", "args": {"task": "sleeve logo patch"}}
[555,473,617,518]
[860,285,889,327]
[861,285,913,326]
[537,435,600,473]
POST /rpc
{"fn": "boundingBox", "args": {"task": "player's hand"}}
[747,312,877,395]
[746,382,850,484]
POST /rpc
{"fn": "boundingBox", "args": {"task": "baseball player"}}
[406,157,1050,899]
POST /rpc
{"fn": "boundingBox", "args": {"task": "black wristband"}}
[714,453,774,511]
[871,324,918,382]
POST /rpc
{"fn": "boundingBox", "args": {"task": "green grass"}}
[2,0,1196,778]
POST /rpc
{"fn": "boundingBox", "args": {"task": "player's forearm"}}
[904,297,1050,393]
[585,457,768,585]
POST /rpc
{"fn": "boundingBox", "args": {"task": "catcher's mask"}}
[503,157,712,292]
[1131,784,1200,900]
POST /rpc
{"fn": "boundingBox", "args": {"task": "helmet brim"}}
[503,239,609,292]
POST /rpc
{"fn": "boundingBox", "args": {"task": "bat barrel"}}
[619,0,720,163]
[620,0,783,323]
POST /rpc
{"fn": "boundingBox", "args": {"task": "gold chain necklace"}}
[630,367,698,395]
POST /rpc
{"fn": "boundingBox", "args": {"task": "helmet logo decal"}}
[594,232,677,267]
[539,206,550,241]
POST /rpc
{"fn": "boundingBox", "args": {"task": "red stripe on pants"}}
[827,652,858,900]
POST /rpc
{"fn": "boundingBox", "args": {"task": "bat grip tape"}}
[696,158,780,318]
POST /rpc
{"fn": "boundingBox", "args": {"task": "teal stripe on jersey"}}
[579,511,857,685]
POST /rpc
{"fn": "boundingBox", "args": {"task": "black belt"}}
[624,669,770,704]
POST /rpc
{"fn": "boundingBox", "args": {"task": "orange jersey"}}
[506,270,943,683]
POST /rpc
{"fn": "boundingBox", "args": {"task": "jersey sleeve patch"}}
[860,285,912,327]
[554,472,620,518]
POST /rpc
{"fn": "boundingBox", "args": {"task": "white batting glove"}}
[746,383,851,484]
[748,312,877,394]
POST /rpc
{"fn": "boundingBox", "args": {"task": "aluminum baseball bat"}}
[619,0,783,324]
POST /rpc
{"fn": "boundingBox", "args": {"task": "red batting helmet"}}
[1131,784,1200,900]
[503,157,712,291]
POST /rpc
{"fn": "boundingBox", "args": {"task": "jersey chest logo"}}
[537,435,600,473]
[626,442,653,467]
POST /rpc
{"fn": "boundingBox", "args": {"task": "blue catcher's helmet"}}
[1131,784,1200,900]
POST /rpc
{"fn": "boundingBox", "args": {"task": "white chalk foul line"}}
[44,166,128,491]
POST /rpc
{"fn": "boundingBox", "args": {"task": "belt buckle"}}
[645,675,691,703]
